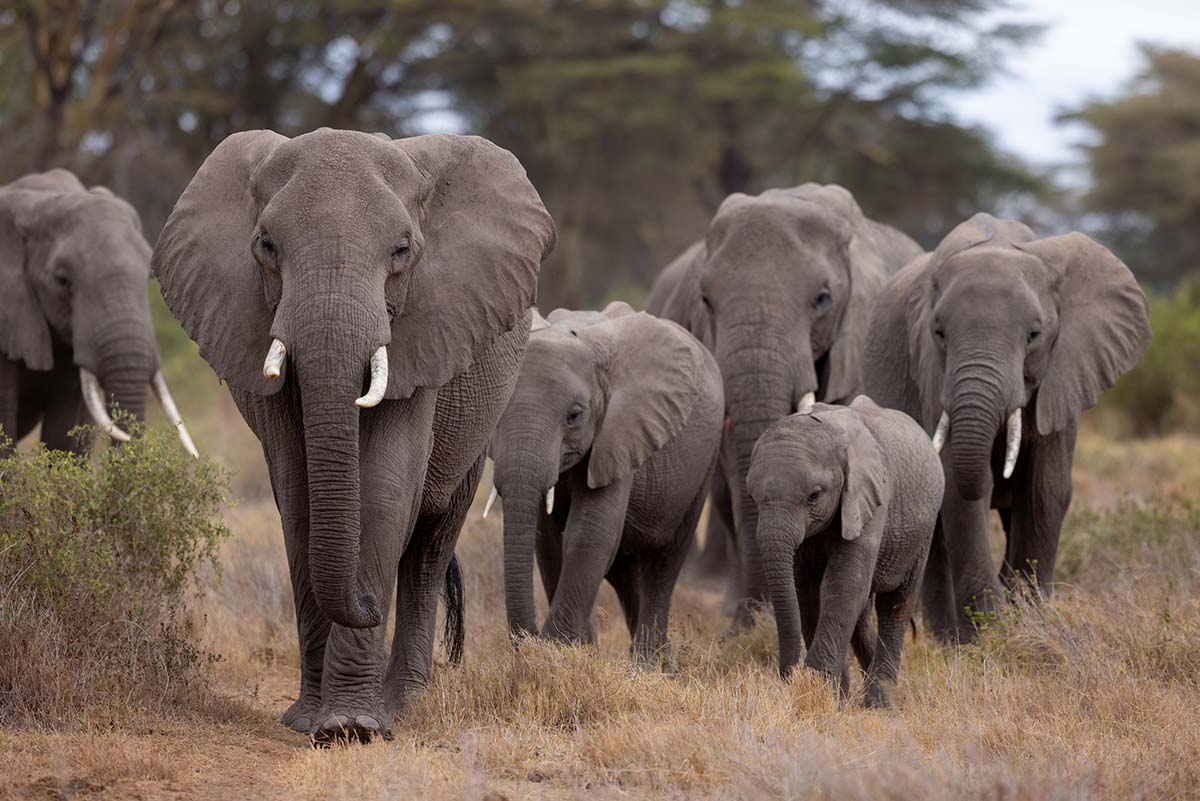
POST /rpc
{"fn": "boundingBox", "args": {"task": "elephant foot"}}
[309,703,393,746]
[383,679,428,719]
[863,680,897,710]
[281,695,323,733]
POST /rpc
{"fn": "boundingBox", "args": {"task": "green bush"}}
[1100,279,1200,435]
[0,422,231,726]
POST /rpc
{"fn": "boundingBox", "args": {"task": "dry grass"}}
[3,416,1199,800]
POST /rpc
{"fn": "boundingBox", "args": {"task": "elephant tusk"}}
[482,486,499,519]
[262,338,286,379]
[151,371,199,459]
[1003,407,1022,479]
[932,411,950,454]
[545,486,555,515]
[79,368,132,443]
[797,391,816,414]
[355,346,389,408]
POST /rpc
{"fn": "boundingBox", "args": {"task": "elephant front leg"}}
[805,546,873,702]
[541,475,632,644]
[939,467,1004,641]
[1002,424,1075,597]
[383,454,484,716]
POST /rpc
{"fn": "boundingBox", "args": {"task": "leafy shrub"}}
[1100,279,1200,435]
[0,423,231,726]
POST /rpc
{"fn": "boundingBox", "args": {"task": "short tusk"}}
[151,371,199,459]
[79,368,132,443]
[796,391,816,414]
[263,338,286,379]
[355,346,389,408]
[1003,407,1022,479]
[482,486,499,519]
[545,486,555,515]
[932,411,950,454]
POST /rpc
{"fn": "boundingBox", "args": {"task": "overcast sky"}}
[955,0,1200,167]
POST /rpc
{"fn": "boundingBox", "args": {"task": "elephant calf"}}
[488,306,723,662]
[748,396,944,708]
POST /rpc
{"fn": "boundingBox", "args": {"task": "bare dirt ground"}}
[4,414,1199,801]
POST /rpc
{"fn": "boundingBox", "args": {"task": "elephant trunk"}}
[93,320,156,423]
[500,488,542,638]
[757,506,804,678]
[292,307,384,631]
[946,364,1008,502]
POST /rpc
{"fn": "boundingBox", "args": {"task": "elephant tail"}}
[442,553,465,665]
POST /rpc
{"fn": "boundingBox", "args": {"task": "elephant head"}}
[0,169,193,451]
[747,404,889,676]
[870,213,1151,501]
[153,129,554,629]
[488,311,707,637]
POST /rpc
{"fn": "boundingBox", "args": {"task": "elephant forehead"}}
[521,334,597,387]
[937,249,1050,305]
[254,130,419,208]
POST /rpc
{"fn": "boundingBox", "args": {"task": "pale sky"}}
[955,0,1200,167]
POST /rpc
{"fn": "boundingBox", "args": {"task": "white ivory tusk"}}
[483,486,499,519]
[1003,407,1022,479]
[796,391,816,414]
[263,338,286,379]
[546,486,555,515]
[79,368,131,443]
[151,371,199,459]
[932,411,950,454]
[355,346,389,408]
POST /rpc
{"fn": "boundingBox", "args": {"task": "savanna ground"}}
[3,381,1199,801]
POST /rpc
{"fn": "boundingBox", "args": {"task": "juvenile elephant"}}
[153,129,555,741]
[0,170,194,456]
[748,397,944,708]
[646,184,922,624]
[863,214,1151,642]
[487,308,723,661]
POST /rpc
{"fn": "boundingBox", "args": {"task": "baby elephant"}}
[748,396,944,707]
[489,306,723,662]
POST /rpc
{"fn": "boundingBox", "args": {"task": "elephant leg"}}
[39,370,88,454]
[230,389,328,734]
[920,516,958,642]
[939,478,1002,642]
[632,533,693,666]
[1002,425,1075,598]
[850,602,877,676]
[383,453,483,717]
[805,545,873,702]
[694,470,735,580]
[316,399,434,743]
[0,357,22,456]
[864,584,915,710]
[606,555,641,641]
[542,474,633,645]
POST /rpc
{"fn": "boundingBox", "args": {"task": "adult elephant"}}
[0,170,194,456]
[647,184,921,623]
[863,214,1150,642]
[153,129,555,741]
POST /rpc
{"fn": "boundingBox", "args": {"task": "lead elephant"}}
[646,184,921,624]
[487,306,723,663]
[152,129,555,741]
[0,170,194,456]
[863,214,1151,642]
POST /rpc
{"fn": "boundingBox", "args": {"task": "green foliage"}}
[1057,496,1200,587]
[0,422,232,725]
[1099,279,1200,435]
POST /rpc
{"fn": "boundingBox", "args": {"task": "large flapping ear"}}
[385,135,556,398]
[153,130,288,395]
[582,313,707,488]
[651,240,712,349]
[1015,232,1151,436]
[0,170,89,370]
[825,407,890,542]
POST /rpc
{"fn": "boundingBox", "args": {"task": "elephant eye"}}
[393,238,411,259]
[806,490,821,505]
[812,289,832,311]
[933,325,946,342]
[1027,328,1041,345]
[701,292,713,310]
[54,272,71,289]
[566,405,584,425]
[258,232,276,255]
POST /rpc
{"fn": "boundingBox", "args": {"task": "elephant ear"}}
[651,241,712,349]
[582,313,706,488]
[0,189,53,370]
[385,135,556,398]
[827,406,889,542]
[1015,232,1151,436]
[153,130,288,395]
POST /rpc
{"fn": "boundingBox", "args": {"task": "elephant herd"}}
[0,128,1151,742]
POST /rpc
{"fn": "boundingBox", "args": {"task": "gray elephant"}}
[863,214,1151,642]
[748,396,944,708]
[646,184,922,625]
[487,307,723,662]
[152,129,555,741]
[0,170,194,456]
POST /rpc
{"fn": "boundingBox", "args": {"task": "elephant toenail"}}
[354,715,381,731]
